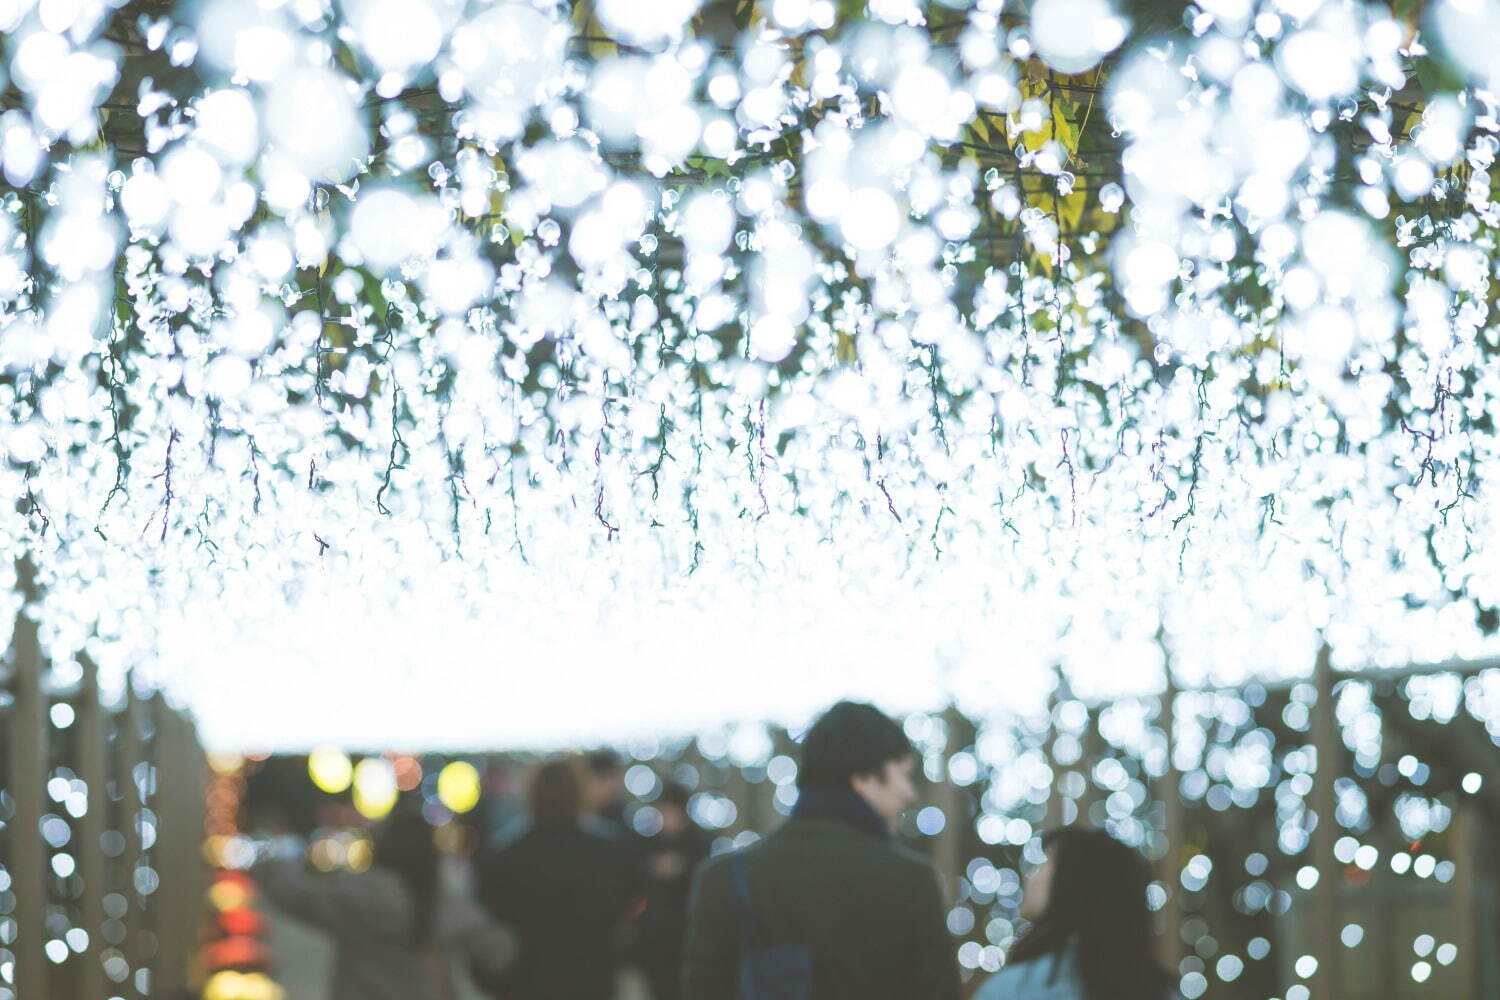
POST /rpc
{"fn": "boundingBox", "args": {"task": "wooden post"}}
[188,727,212,993]
[76,652,111,1000]
[1043,668,1065,830]
[929,708,967,903]
[747,766,776,836]
[119,674,149,1000]
[140,690,170,999]
[1309,642,1342,999]
[758,727,798,832]
[8,558,48,1000]
[151,700,183,996]
[1159,635,1184,976]
[1077,705,1105,824]
[723,761,751,839]
[1450,803,1477,995]
[929,769,962,900]
[150,702,205,996]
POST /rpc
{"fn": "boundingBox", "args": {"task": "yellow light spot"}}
[345,835,374,872]
[308,836,344,872]
[208,751,245,776]
[203,835,230,866]
[352,756,398,819]
[308,748,353,795]
[204,970,285,1000]
[208,879,253,911]
[437,760,482,814]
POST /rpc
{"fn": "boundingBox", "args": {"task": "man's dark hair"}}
[583,748,624,777]
[797,701,914,790]
[529,756,584,826]
[658,779,693,810]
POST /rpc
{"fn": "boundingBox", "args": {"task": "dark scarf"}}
[791,785,892,841]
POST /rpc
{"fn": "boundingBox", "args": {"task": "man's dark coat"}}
[683,815,961,1000]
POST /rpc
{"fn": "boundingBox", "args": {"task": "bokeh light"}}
[436,760,482,814]
[306,749,353,795]
[351,757,398,820]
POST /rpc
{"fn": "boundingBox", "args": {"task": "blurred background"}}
[3,636,1497,1000]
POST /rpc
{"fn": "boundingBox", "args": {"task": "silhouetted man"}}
[683,701,960,1000]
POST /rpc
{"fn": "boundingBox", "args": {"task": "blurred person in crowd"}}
[477,755,643,1000]
[583,747,632,837]
[683,700,960,1000]
[581,747,659,992]
[477,753,528,849]
[637,781,711,1000]
[973,827,1175,1000]
[254,798,516,1000]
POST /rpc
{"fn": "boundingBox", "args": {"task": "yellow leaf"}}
[1010,75,1080,159]
[1056,186,1086,232]
[1024,187,1085,274]
[836,330,858,364]
[570,0,612,59]
[791,54,809,90]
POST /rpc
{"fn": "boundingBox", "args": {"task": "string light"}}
[0,2,1491,736]
[5,62,1500,1000]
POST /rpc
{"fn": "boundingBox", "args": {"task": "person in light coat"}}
[256,800,516,1000]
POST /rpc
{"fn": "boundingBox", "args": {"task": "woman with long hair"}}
[256,797,516,1000]
[976,827,1175,1000]
[475,756,643,1000]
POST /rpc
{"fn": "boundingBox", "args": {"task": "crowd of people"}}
[254,702,1173,1000]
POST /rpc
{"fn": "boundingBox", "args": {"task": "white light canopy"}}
[3,0,1500,746]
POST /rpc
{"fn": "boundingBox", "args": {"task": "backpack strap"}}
[727,851,762,949]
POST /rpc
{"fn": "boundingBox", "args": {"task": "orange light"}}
[217,907,266,937]
[203,935,269,972]
[394,755,423,792]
